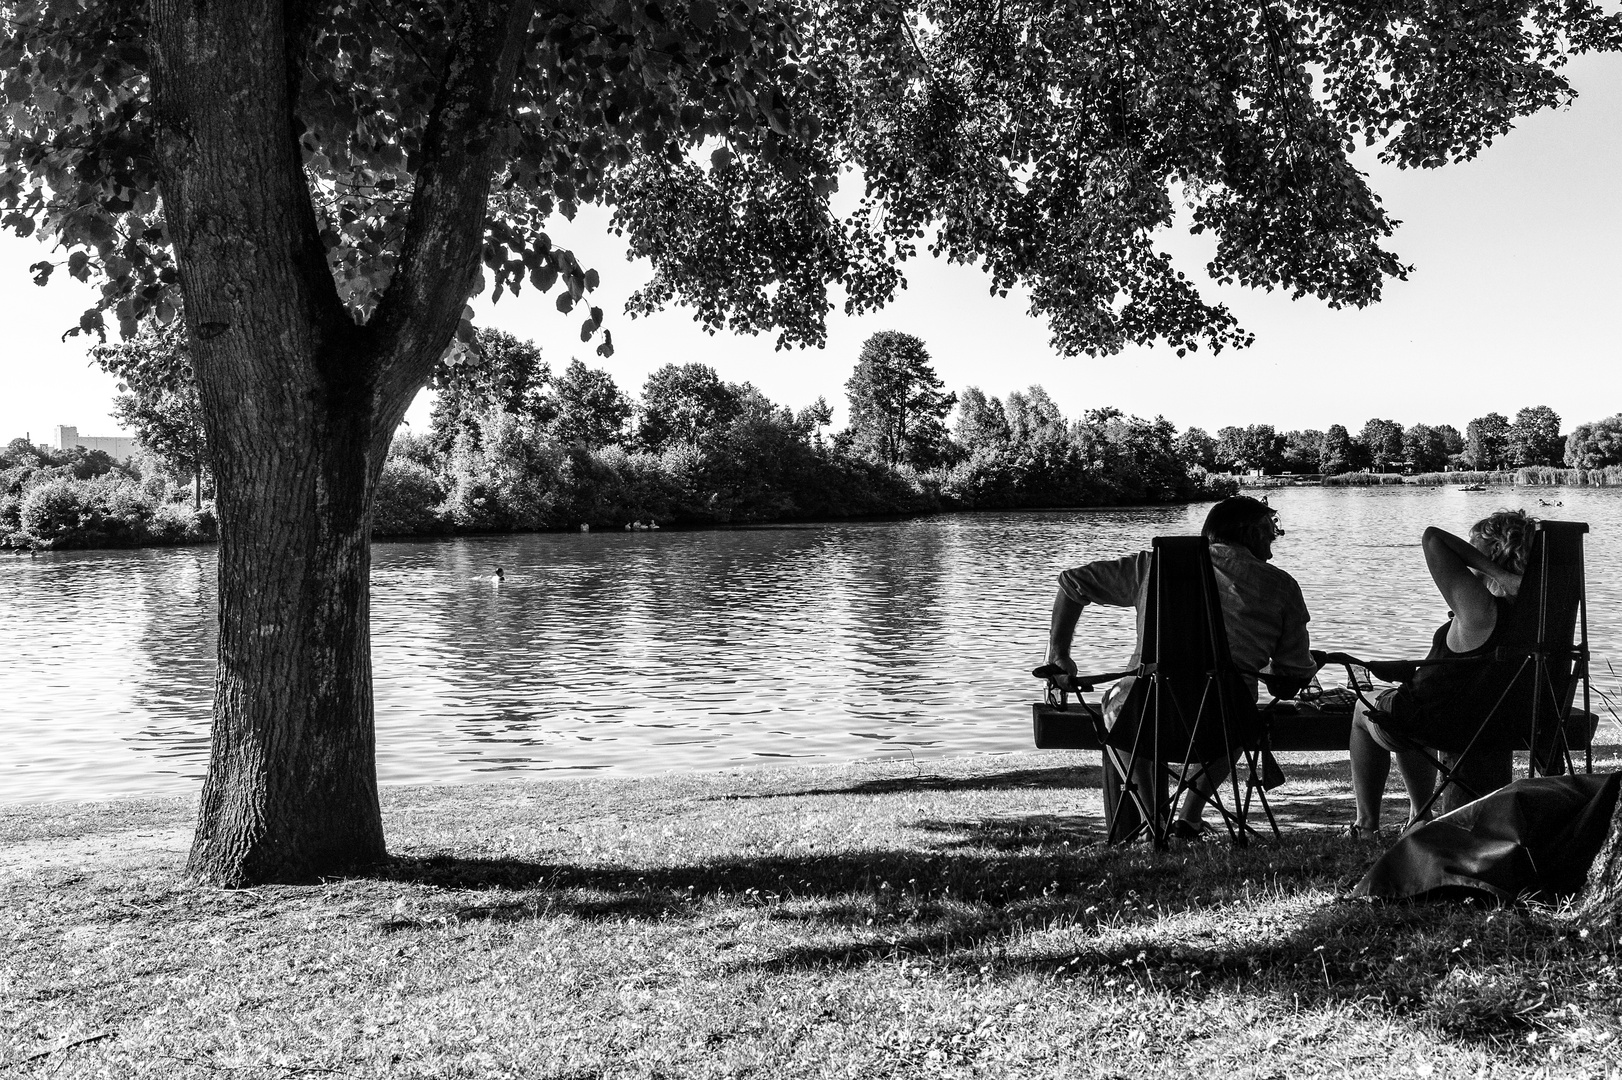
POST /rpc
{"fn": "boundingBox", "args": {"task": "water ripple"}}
[2,488,1618,801]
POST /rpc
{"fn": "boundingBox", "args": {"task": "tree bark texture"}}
[1580,796,1622,927]
[150,0,531,884]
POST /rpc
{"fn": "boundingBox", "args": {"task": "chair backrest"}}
[1110,535,1261,763]
[1467,520,1588,746]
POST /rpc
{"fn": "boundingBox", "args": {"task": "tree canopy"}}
[429,329,555,453]
[6,0,1621,361]
[1358,418,1404,472]
[1508,405,1563,468]
[636,362,746,452]
[1402,423,1450,473]
[90,323,209,505]
[1466,412,1512,471]
[1214,423,1282,473]
[1565,414,1622,469]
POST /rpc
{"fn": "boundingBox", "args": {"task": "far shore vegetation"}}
[7,749,1622,1077]
[5,327,1621,552]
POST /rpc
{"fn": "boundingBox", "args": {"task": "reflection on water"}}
[2,487,1618,801]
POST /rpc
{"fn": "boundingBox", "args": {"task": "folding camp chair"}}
[1315,520,1593,821]
[1035,535,1281,848]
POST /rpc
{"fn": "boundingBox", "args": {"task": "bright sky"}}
[3,52,1619,445]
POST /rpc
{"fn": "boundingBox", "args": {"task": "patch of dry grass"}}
[5,751,1622,1078]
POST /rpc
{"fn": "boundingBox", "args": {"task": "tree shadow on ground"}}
[371,755,1416,947]
[373,822,1594,1059]
[714,755,1364,832]
[709,763,1106,799]
[368,758,1618,1057]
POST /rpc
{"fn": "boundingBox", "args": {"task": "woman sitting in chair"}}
[1348,509,1536,839]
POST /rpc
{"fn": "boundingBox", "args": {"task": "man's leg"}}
[1102,750,1168,841]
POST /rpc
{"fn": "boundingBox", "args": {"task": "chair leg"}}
[1241,748,1281,842]
[1186,756,1250,848]
[1207,796,1244,846]
[1102,746,1161,846]
[1413,751,1480,821]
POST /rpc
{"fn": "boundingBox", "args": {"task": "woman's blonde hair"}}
[1470,509,1538,575]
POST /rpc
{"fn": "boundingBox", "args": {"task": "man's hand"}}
[1033,654,1078,689]
[1260,673,1308,700]
[1046,654,1077,680]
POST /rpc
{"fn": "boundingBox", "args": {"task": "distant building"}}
[54,425,137,461]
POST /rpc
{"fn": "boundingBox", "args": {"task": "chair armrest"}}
[1312,650,1419,685]
[1031,664,1135,693]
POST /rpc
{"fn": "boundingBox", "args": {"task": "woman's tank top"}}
[1389,597,1514,751]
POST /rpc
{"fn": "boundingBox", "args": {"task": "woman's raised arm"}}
[1422,526,1516,649]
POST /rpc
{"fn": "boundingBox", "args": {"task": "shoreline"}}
[9,478,1622,556]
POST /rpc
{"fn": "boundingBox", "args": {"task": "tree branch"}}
[368,0,536,442]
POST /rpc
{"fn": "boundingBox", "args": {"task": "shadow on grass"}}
[373,826,1590,1050]
[367,760,1617,1054]
[708,763,1107,800]
[720,754,1358,798]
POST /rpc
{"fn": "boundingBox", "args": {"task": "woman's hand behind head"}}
[1470,509,1537,584]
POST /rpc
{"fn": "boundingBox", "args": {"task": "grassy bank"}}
[6,752,1622,1078]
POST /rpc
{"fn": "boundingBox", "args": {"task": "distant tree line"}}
[11,327,1620,548]
[1186,405,1622,476]
[378,328,1233,534]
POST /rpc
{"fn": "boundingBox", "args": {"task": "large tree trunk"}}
[187,397,387,884]
[150,0,388,884]
[150,0,529,884]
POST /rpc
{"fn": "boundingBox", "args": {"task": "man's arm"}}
[1046,589,1086,676]
[1261,578,1316,698]
[1045,552,1147,676]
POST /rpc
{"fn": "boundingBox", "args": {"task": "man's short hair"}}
[1202,496,1275,556]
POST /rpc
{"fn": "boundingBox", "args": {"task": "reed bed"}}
[1517,466,1622,487]
[1322,472,1416,486]
[1405,470,1518,486]
[1317,469,1622,488]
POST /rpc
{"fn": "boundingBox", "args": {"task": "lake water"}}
[3,486,1618,802]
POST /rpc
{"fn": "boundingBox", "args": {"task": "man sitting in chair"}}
[1045,495,1316,838]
